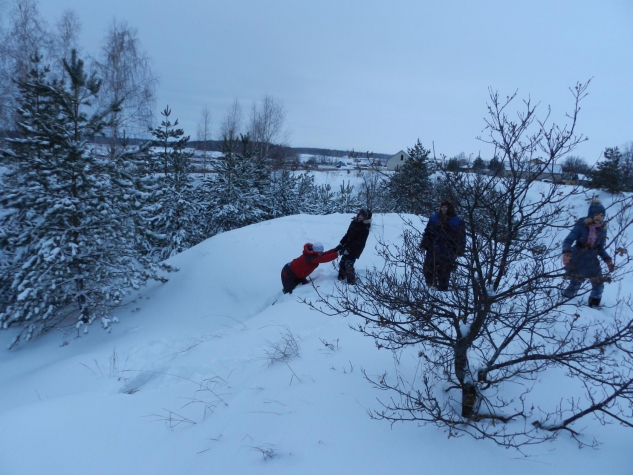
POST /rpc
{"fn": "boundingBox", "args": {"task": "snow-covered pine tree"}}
[296,172,322,215]
[0,50,171,347]
[269,169,301,218]
[146,106,201,260]
[0,184,12,322]
[247,138,274,218]
[314,183,338,215]
[204,133,269,235]
[268,170,339,216]
[128,141,166,260]
[0,52,51,320]
[386,139,433,214]
[103,140,176,281]
[333,180,362,213]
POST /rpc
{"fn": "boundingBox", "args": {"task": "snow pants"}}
[281,264,308,294]
[338,256,357,284]
[562,276,604,300]
[423,252,455,291]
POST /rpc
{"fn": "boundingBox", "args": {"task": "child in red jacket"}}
[281,242,338,294]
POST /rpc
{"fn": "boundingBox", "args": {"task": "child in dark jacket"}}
[281,242,339,294]
[420,201,466,291]
[336,209,372,284]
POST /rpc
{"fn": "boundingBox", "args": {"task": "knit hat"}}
[587,199,605,218]
[312,242,324,252]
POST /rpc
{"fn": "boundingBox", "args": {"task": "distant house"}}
[385,150,410,171]
[526,159,565,183]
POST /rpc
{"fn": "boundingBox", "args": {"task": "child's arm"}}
[313,249,339,264]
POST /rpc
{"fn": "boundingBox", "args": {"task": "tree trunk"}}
[461,383,477,417]
[454,337,477,418]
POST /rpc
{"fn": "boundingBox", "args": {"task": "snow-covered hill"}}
[0,212,631,475]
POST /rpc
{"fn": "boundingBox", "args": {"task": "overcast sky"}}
[36,0,633,163]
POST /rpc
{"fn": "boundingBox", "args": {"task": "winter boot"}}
[588,297,601,308]
[338,263,347,281]
[345,271,357,285]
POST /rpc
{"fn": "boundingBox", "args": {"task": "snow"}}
[0,210,632,474]
[16,288,31,301]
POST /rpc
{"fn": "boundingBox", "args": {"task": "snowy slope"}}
[0,211,631,475]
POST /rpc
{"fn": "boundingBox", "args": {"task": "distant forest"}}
[0,133,390,159]
[190,140,392,160]
[86,135,392,159]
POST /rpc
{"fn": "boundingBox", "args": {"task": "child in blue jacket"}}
[561,200,614,307]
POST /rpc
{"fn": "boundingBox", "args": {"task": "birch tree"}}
[93,19,157,148]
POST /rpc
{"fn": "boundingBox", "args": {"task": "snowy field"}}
[1,192,632,474]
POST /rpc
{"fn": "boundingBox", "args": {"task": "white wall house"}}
[526,159,565,182]
[385,150,410,171]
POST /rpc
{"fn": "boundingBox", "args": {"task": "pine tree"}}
[204,133,269,235]
[269,169,301,217]
[0,51,170,347]
[621,144,633,192]
[295,172,322,214]
[126,141,165,259]
[334,180,362,213]
[387,139,432,214]
[314,183,338,214]
[146,106,201,260]
[592,147,622,193]
[446,157,461,172]
[472,155,485,173]
[244,135,273,218]
[488,156,504,174]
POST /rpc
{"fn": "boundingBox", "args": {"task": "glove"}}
[562,252,571,267]
[605,259,615,273]
[334,244,343,252]
[300,278,310,285]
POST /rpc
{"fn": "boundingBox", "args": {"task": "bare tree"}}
[51,9,82,82]
[196,104,212,173]
[308,81,633,448]
[219,98,242,140]
[0,0,8,134]
[358,170,388,212]
[0,0,50,132]
[93,19,157,147]
[562,155,590,175]
[248,94,289,161]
